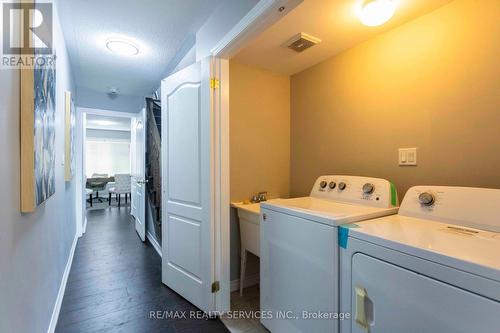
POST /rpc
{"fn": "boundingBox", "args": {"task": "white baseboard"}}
[47,234,78,333]
[230,273,260,293]
[146,231,162,258]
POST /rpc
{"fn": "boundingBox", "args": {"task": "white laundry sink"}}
[232,202,260,257]
[232,201,264,295]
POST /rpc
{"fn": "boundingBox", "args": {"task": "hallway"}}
[56,208,229,333]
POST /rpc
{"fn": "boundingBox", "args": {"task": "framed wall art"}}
[65,91,75,181]
[20,55,56,212]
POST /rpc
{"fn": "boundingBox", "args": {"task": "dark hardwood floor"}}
[56,208,229,333]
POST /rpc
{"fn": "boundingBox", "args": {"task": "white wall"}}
[173,45,196,73]
[77,86,143,113]
[0,1,77,332]
[196,0,259,60]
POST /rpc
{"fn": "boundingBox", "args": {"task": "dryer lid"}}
[352,214,500,281]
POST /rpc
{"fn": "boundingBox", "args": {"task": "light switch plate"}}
[399,148,417,166]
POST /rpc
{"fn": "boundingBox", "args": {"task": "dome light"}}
[106,39,139,56]
[358,0,397,27]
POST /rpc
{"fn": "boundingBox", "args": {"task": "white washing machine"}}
[260,175,399,333]
[340,186,500,333]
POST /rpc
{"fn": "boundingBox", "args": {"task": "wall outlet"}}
[399,148,417,166]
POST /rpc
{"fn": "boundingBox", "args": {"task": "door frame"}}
[210,0,303,312]
[76,107,139,236]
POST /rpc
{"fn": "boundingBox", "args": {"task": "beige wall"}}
[290,0,500,198]
[229,61,291,280]
[230,61,291,202]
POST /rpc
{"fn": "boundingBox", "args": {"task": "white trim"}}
[75,110,85,238]
[230,274,260,293]
[213,58,231,313]
[47,235,78,333]
[211,0,303,59]
[146,231,162,258]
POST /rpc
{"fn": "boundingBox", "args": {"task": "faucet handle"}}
[257,191,268,202]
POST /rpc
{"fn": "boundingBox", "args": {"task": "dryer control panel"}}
[311,175,398,208]
[399,186,500,233]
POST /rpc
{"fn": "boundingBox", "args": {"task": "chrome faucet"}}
[251,191,268,203]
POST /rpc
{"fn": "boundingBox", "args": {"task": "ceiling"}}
[233,0,454,75]
[86,114,131,131]
[58,0,222,97]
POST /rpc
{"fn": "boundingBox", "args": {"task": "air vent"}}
[286,33,321,53]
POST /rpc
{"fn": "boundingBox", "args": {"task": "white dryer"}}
[260,175,399,333]
[340,186,500,333]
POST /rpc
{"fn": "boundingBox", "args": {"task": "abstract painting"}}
[65,91,76,181]
[21,55,56,212]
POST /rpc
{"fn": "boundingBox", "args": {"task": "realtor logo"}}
[2,1,54,68]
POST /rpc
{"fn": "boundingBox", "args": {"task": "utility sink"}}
[232,201,263,295]
[232,202,260,257]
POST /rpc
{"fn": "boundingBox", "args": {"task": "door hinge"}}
[211,281,220,293]
[210,78,219,89]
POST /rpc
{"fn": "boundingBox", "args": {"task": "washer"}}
[260,175,399,333]
[340,186,500,333]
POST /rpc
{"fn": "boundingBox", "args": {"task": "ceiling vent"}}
[286,33,321,53]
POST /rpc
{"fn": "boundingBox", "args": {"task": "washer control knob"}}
[319,180,328,189]
[362,183,375,194]
[418,192,435,206]
[329,181,336,189]
[338,182,347,191]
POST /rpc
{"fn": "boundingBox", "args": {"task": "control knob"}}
[418,192,435,206]
[319,180,328,189]
[329,181,336,189]
[362,183,375,194]
[338,182,347,191]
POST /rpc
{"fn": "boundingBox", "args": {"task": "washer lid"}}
[261,197,398,226]
[351,215,500,281]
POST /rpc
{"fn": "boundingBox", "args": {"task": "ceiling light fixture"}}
[358,0,397,27]
[105,38,139,56]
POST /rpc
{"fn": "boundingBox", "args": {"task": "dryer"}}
[340,186,500,333]
[260,175,399,333]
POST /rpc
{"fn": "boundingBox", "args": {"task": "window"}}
[86,139,130,177]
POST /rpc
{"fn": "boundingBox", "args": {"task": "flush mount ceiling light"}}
[105,39,139,56]
[358,0,398,27]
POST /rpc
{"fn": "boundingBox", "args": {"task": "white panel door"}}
[161,59,214,311]
[132,108,147,242]
[350,253,500,333]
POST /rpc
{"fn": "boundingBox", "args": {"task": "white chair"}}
[108,174,131,207]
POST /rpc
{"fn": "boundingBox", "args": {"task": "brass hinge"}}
[211,281,220,293]
[210,78,219,89]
